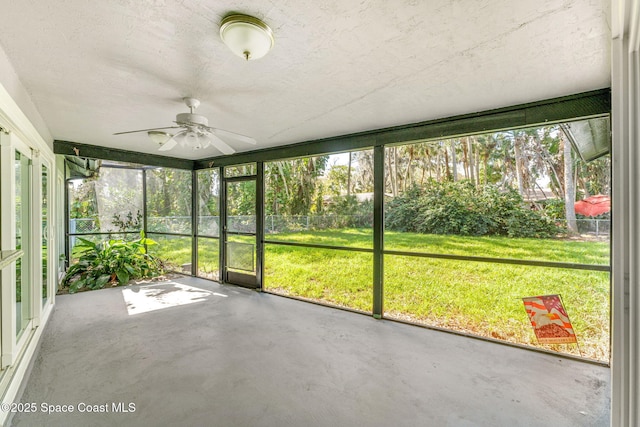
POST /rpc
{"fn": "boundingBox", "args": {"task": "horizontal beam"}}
[195,88,611,168]
[54,140,194,170]
[262,241,610,271]
[383,250,611,272]
[264,240,374,253]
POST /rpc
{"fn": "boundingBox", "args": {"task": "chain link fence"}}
[72,216,606,238]
[558,219,610,238]
[147,216,191,234]
[264,214,372,234]
[198,216,220,236]
[69,218,100,234]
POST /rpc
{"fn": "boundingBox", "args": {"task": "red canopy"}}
[574,194,610,217]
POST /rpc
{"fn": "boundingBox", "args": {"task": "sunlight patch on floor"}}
[122,282,227,315]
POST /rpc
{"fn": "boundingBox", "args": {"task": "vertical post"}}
[191,169,198,277]
[142,168,148,240]
[63,161,69,270]
[373,144,385,318]
[220,168,227,283]
[256,162,264,290]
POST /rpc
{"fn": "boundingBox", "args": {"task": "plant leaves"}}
[95,274,111,288]
[116,269,130,285]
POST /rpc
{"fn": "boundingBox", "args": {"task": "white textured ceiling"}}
[0,0,611,160]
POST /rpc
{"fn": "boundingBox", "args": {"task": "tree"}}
[69,178,98,220]
[145,168,192,234]
[325,165,349,197]
[197,169,220,216]
[265,156,328,216]
[560,129,578,233]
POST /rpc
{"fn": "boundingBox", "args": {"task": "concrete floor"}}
[12,277,610,427]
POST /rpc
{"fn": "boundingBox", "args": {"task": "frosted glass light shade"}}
[147,131,173,145]
[220,14,274,61]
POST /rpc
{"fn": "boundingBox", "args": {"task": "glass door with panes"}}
[222,164,258,288]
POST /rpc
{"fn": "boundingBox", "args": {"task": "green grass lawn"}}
[153,228,611,362]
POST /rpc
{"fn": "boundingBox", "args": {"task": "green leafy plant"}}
[112,210,142,232]
[62,233,163,293]
[385,181,560,238]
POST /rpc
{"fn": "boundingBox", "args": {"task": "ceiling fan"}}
[114,97,256,154]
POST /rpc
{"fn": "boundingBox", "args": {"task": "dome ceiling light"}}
[220,14,274,61]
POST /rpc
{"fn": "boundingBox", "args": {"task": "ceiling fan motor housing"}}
[176,112,209,127]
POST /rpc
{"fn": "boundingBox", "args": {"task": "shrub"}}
[326,195,374,228]
[385,181,559,238]
[62,234,163,293]
[384,186,422,232]
[538,198,565,221]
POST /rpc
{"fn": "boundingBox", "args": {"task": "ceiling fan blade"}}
[114,126,181,135]
[158,137,178,152]
[210,128,257,145]
[209,133,236,155]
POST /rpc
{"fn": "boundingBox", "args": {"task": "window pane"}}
[384,127,610,265]
[42,164,48,305]
[226,234,255,273]
[265,151,373,248]
[15,151,30,336]
[197,237,219,281]
[68,167,143,234]
[147,234,192,274]
[264,244,372,313]
[146,168,192,234]
[226,180,256,234]
[384,255,610,362]
[224,163,256,178]
[197,169,220,237]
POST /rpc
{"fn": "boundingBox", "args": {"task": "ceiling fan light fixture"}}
[220,14,274,61]
[197,133,212,149]
[147,131,173,145]
[173,131,188,147]
[174,130,212,150]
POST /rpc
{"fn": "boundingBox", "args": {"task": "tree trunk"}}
[393,147,399,196]
[475,146,481,186]
[347,152,352,197]
[562,132,578,233]
[467,137,476,185]
[443,146,450,181]
[450,140,458,181]
[386,149,397,197]
[423,155,429,183]
[162,173,171,216]
[483,151,489,185]
[403,147,414,191]
[462,138,469,179]
[513,133,525,196]
[276,162,290,198]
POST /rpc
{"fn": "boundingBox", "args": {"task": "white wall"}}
[0,50,57,426]
[0,44,52,149]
